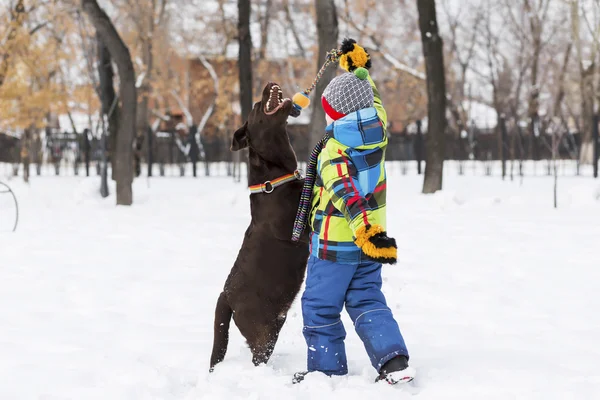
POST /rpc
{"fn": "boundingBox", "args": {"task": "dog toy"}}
[290,49,341,117]
[290,38,372,118]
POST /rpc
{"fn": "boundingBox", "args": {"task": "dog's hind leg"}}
[209,292,233,371]
[275,313,287,332]
[249,333,277,366]
[248,315,287,366]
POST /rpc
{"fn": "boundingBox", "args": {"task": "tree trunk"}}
[33,132,42,175]
[147,125,154,177]
[96,33,117,196]
[528,37,542,161]
[83,128,91,177]
[21,129,30,183]
[416,119,423,174]
[580,65,595,164]
[83,0,137,205]
[237,0,253,183]
[571,0,596,165]
[499,115,508,180]
[308,0,339,150]
[417,0,446,194]
[593,114,599,178]
[135,12,155,178]
[553,130,558,208]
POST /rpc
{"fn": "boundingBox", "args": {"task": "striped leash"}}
[291,134,330,242]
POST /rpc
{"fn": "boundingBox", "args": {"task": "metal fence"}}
[1,125,597,180]
[2,159,595,181]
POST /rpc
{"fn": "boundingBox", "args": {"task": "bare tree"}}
[82,0,137,205]
[131,0,169,178]
[417,0,447,194]
[554,43,572,208]
[258,0,272,60]
[503,0,563,162]
[308,0,339,149]
[571,0,599,165]
[283,0,305,56]
[97,33,118,197]
[169,54,217,175]
[342,7,425,82]
[0,0,26,88]
[237,0,253,182]
[441,0,482,136]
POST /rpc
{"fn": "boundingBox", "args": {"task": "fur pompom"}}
[354,67,369,80]
[339,38,372,72]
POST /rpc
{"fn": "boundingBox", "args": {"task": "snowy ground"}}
[1,167,599,399]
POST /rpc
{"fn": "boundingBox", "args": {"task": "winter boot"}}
[376,355,416,385]
[292,371,310,384]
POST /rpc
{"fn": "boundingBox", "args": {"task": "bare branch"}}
[343,15,425,80]
[76,10,99,95]
[156,0,168,26]
[29,21,49,35]
[196,54,219,134]
[283,0,305,55]
[150,109,170,121]
[258,0,272,59]
[502,0,530,41]
[170,89,193,126]
[66,111,79,135]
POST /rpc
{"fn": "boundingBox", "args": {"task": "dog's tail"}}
[209,292,233,371]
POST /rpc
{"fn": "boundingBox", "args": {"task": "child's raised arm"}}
[319,139,397,264]
[367,75,388,129]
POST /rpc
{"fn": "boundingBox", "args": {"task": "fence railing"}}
[1,160,593,180]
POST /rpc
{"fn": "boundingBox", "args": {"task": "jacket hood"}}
[325,107,385,149]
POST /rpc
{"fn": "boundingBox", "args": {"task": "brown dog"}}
[209,82,309,371]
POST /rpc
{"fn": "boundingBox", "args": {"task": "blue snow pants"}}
[301,255,408,375]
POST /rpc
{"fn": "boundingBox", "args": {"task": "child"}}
[293,40,414,385]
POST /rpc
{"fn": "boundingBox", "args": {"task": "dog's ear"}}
[231,122,248,151]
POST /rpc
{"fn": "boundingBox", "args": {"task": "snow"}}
[1,165,600,399]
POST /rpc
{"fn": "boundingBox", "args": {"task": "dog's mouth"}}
[264,83,291,115]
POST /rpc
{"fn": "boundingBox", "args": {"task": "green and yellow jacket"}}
[309,78,389,264]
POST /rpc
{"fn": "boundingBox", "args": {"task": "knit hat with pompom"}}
[321,67,373,121]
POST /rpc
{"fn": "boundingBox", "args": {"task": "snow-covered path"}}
[1,172,599,399]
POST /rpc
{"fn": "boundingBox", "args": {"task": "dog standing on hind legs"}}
[209,82,309,371]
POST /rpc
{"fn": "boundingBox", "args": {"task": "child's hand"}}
[354,225,397,265]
